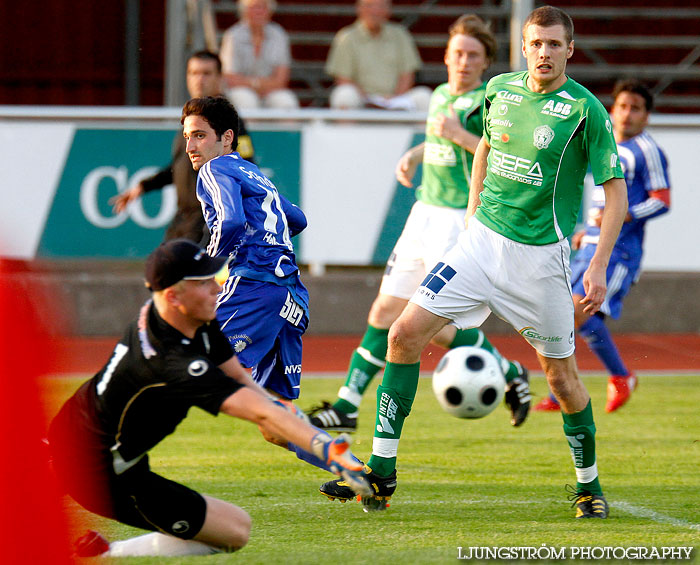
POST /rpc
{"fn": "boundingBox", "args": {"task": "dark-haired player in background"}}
[535,79,670,413]
[111,51,255,244]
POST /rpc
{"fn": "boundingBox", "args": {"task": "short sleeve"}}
[175,360,243,416]
[482,84,494,144]
[203,322,234,366]
[584,101,624,185]
[465,103,484,138]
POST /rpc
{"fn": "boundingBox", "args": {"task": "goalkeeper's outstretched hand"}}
[316,434,371,497]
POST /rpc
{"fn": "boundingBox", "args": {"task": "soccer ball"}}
[432,346,505,419]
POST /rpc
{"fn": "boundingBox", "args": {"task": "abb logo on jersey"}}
[541,100,572,118]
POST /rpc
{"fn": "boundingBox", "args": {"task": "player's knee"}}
[543,363,576,399]
[223,512,251,551]
[227,86,261,110]
[368,297,400,328]
[330,84,363,109]
[387,318,428,362]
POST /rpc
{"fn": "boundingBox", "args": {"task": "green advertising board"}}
[38,129,301,258]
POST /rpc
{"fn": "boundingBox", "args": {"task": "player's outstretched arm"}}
[580,177,628,314]
[219,388,370,495]
[395,143,425,188]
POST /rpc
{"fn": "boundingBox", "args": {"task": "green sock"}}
[333,325,389,414]
[367,361,420,477]
[562,400,603,495]
[449,328,520,383]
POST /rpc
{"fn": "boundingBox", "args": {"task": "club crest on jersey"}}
[188,359,209,376]
[533,125,555,150]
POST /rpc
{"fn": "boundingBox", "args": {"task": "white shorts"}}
[410,217,576,358]
[379,201,466,300]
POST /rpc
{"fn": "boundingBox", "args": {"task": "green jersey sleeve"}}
[584,99,624,186]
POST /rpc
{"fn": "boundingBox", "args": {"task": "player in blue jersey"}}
[534,79,670,414]
[180,96,340,472]
[182,95,308,401]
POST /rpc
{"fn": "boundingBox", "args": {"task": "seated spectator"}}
[326,0,431,111]
[220,0,299,109]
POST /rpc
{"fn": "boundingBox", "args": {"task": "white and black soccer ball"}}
[432,346,505,419]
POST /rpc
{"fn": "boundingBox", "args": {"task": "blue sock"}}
[287,428,362,474]
[578,315,630,376]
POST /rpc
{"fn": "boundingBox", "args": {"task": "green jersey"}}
[476,71,623,245]
[418,82,486,208]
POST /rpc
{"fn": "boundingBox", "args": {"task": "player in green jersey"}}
[308,16,532,446]
[352,6,628,518]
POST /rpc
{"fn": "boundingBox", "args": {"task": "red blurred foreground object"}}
[0,258,73,564]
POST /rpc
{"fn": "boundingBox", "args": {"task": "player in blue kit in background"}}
[181,96,334,470]
[534,79,671,413]
[182,95,308,401]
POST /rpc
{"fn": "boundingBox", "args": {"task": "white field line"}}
[262,498,700,531]
[614,501,700,532]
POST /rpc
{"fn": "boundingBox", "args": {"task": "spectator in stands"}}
[220,0,299,109]
[326,0,431,111]
[110,51,255,244]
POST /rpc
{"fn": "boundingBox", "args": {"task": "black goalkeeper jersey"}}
[50,301,242,473]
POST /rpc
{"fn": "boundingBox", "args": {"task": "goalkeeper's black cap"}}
[145,239,228,291]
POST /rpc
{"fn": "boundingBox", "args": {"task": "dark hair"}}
[181,96,240,149]
[523,6,574,44]
[612,79,654,112]
[187,50,222,74]
[448,14,497,62]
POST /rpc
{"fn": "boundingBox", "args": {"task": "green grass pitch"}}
[46,374,699,563]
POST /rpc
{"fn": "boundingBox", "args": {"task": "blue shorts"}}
[216,277,308,399]
[571,245,640,319]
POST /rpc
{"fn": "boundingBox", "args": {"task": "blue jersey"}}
[581,131,670,260]
[196,152,307,293]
